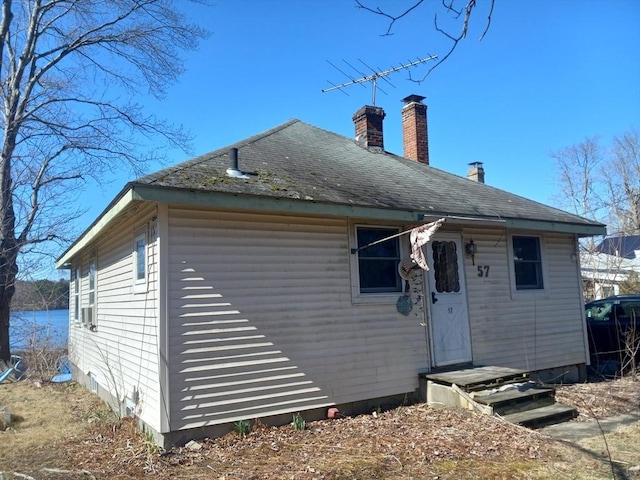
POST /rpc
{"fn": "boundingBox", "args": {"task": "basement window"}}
[89,373,98,393]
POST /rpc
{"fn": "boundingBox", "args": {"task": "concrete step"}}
[501,403,578,429]
[473,385,556,416]
[422,367,579,431]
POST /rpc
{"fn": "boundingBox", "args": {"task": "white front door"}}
[425,233,472,367]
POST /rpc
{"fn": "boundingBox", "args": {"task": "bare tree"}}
[355,0,495,80]
[551,129,640,237]
[603,129,640,235]
[552,130,640,305]
[0,0,207,364]
[618,271,640,294]
[550,136,605,227]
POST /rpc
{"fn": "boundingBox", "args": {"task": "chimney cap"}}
[402,94,426,104]
[468,161,484,167]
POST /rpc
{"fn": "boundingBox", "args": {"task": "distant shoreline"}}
[12,308,69,312]
[10,309,69,350]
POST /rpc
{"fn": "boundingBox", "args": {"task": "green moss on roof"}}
[132,119,604,229]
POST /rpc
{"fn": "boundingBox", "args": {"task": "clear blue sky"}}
[60,0,640,275]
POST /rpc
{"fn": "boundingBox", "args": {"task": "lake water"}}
[10,309,69,350]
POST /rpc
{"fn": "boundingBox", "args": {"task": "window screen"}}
[357,227,402,293]
[512,236,543,290]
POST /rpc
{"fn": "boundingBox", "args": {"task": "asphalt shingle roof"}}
[595,235,640,259]
[134,119,602,229]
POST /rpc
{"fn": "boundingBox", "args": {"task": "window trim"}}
[89,373,98,393]
[87,259,96,307]
[507,233,549,296]
[133,228,148,293]
[349,223,406,304]
[81,257,97,329]
[73,267,80,324]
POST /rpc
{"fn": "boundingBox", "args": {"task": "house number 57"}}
[477,265,490,277]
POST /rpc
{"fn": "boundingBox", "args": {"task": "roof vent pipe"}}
[226,147,249,178]
[229,147,239,170]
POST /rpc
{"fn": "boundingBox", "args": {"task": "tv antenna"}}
[322,55,438,105]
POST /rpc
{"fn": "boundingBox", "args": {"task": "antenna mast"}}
[322,55,438,105]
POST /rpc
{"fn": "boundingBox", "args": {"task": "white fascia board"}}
[503,218,606,237]
[55,188,135,269]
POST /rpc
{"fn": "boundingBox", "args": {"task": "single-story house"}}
[581,234,640,300]
[56,95,606,446]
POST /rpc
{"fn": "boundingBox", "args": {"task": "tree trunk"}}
[0,127,18,363]
[0,0,206,362]
[0,250,17,362]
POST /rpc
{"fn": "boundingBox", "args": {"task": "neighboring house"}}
[56,95,606,446]
[581,235,640,300]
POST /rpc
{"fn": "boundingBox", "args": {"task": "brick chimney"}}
[467,162,485,183]
[401,94,429,164]
[353,105,386,153]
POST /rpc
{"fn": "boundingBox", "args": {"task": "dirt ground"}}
[0,377,639,480]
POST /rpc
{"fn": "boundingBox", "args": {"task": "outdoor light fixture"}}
[465,239,477,265]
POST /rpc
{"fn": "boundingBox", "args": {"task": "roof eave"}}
[55,184,606,269]
[502,218,606,237]
[129,183,427,222]
[55,187,136,269]
[133,184,607,236]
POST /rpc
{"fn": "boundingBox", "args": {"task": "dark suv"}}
[585,294,640,368]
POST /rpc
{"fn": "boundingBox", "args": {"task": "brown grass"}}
[579,422,640,473]
[0,382,114,471]
[554,375,640,421]
[0,379,638,479]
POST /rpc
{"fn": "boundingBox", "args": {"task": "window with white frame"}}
[89,373,98,393]
[356,226,402,294]
[88,260,96,305]
[73,267,80,323]
[511,235,544,290]
[133,230,147,292]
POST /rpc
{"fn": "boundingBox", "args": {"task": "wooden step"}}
[501,403,578,429]
[423,366,529,392]
[473,385,556,416]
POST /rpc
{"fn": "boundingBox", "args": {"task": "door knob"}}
[431,292,438,304]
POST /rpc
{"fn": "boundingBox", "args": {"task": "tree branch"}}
[357,0,494,82]
[0,0,208,359]
[355,0,425,36]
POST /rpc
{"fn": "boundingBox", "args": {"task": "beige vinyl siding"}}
[68,202,162,431]
[464,228,586,371]
[167,207,429,431]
